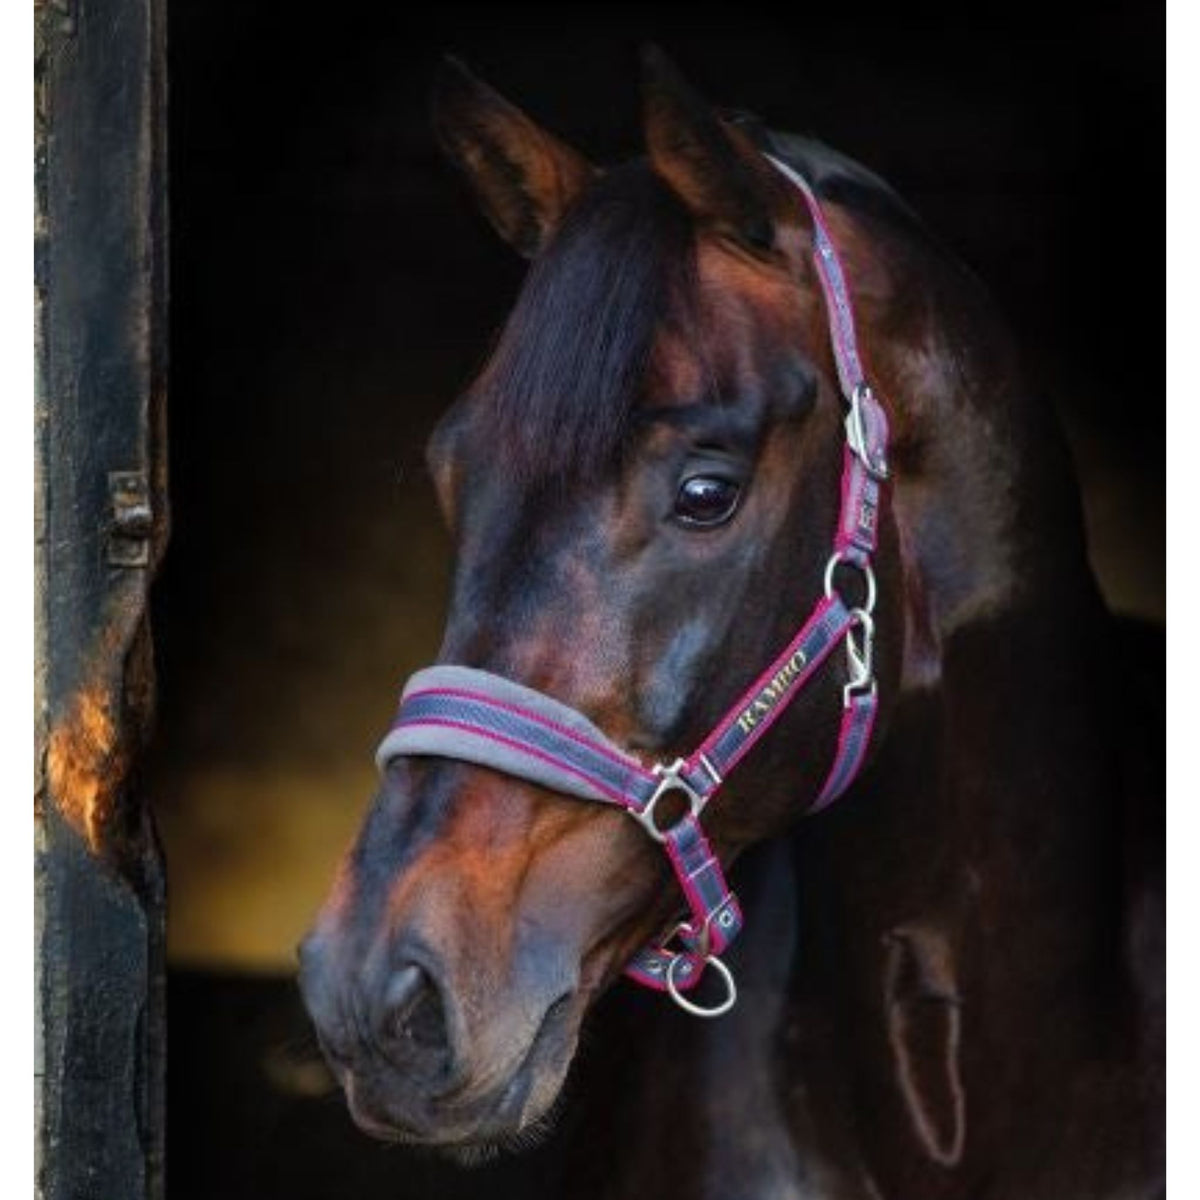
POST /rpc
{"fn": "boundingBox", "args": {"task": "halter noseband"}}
[374,156,891,1018]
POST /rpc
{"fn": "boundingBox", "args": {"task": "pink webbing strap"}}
[683,595,854,784]
[812,689,878,813]
[767,156,866,395]
[767,152,890,487]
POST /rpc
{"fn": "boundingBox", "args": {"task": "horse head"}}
[298,49,909,1153]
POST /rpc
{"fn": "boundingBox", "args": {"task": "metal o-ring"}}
[665,954,738,1019]
[823,552,877,615]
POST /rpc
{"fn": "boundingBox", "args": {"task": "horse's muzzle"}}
[297,918,581,1149]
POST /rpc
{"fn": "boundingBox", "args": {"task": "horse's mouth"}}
[341,1059,570,1159]
[334,990,578,1158]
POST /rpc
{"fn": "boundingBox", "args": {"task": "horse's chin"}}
[347,1092,566,1165]
[434,1097,568,1167]
[340,1039,573,1162]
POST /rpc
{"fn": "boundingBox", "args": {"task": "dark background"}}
[151,3,1163,1196]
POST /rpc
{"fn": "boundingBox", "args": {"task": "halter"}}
[375,155,891,1018]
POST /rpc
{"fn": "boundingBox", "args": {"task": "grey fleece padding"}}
[374,664,650,805]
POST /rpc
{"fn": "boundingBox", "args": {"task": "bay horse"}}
[298,49,1164,1199]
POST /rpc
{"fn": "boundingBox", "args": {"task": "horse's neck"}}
[850,598,1123,981]
[571,625,1140,1200]
[875,243,1099,695]
[861,211,1131,1057]
[824,176,1123,954]
[792,187,1144,1191]
[791,600,1140,1198]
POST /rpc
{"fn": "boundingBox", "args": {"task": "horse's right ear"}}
[431,57,596,258]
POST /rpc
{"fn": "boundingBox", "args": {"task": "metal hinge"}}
[107,471,152,567]
[35,0,77,38]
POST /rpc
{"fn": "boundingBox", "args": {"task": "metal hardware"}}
[630,758,705,844]
[846,382,889,478]
[666,953,738,1018]
[824,551,877,615]
[843,608,876,705]
[670,917,709,957]
[106,471,152,567]
[669,899,733,962]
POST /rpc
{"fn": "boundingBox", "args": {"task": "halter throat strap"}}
[374,155,891,1018]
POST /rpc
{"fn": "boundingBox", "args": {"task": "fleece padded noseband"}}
[375,154,891,1017]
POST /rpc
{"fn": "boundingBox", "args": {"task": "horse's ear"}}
[640,45,790,253]
[431,57,596,258]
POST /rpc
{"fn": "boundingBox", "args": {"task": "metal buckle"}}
[668,896,739,963]
[666,952,738,1018]
[846,382,889,479]
[843,608,876,705]
[630,758,704,844]
[824,550,877,615]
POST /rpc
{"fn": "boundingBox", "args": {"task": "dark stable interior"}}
[151,3,1162,1196]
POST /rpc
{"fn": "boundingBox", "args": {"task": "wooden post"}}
[35,0,169,1196]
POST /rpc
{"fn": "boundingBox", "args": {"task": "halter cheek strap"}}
[374,155,891,1018]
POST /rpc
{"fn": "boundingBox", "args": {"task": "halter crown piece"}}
[375,155,891,1018]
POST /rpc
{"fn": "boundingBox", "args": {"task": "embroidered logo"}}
[736,651,809,734]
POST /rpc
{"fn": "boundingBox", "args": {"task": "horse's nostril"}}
[385,964,425,1018]
[382,963,447,1053]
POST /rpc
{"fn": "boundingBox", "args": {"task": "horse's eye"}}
[674,475,741,527]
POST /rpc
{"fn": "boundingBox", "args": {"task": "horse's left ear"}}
[640,45,793,254]
[431,57,597,258]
